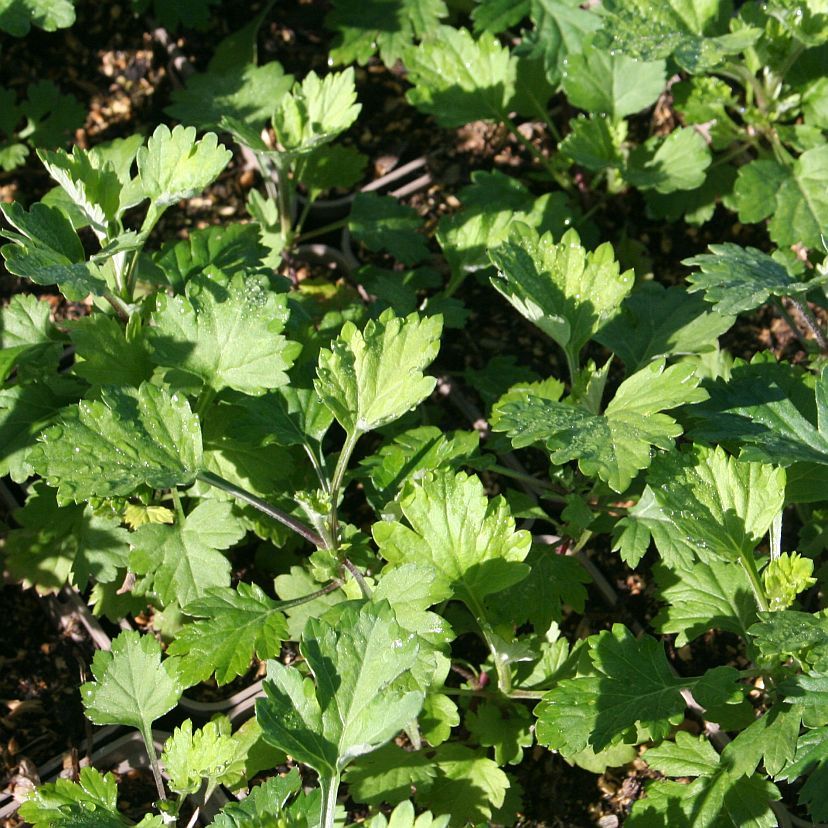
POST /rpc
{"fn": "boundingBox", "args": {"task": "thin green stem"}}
[467,593,512,695]
[328,429,361,547]
[103,291,131,322]
[319,772,341,828]
[296,217,348,243]
[740,551,769,613]
[563,346,579,388]
[487,464,566,501]
[773,298,811,350]
[139,723,166,802]
[198,471,324,548]
[788,296,828,353]
[275,579,342,611]
[272,157,294,242]
[303,442,331,494]
[341,557,372,599]
[170,488,186,523]
[295,196,314,236]
[194,386,217,419]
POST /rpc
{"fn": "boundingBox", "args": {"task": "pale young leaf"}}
[81,630,182,733]
[373,468,531,607]
[489,223,633,367]
[272,69,361,154]
[136,124,231,209]
[315,309,442,435]
[257,600,425,775]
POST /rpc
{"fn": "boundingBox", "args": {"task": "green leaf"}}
[0,376,83,481]
[749,610,828,671]
[629,731,780,828]
[167,56,292,130]
[294,144,367,201]
[561,41,665,118]
[373,468,531,606]
[438,171,573,279]
[687,358,828,467]
[653,559,757,646]
[494,360,706,493]
[168,583,288,686]
[315,309,442,435]
[672,76,741,150]
[211,770,303,828]
[148,223,268,291]
[728,159,789,223]
[68,314,154,388]
[488,545,590,632]
[768,144,828,248]
[527,0,600,85]
[161,718,244,796]
[129,499,243,608]
[625,128,712,193]
[364,800,450,828]
[417,743,509,825]
[17,80,84,148]
[0,201,109,301]
[683,243,823,315]
[273,69,361,154]
[535,625,742,753]
[489,223,633,368]
[148,271,300,395]
[345,743,438,805]
[30,382,203,503]
[0,0,75,36]
[594,282,734,371]
[596,0,761,73]
[349,193,429,266]
[785,672,828,727]
[405,27,516,126]
[81,630,182,733]
[18,767,130,828]
[326,0,448,66]
[257,600,425,775]
[559,114,622,172]
[645,444,786,566]
[472,0,529,33]
[5,482,129,592]
[776,726,828,820]
[358,426,480,511]
[136,124,231,210]
[465,700,533,765]
[0,293,61,382]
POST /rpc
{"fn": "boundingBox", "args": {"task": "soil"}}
[0,585,95,808]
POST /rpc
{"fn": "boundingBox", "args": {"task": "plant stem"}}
[488,463,566,499]
[296,218,348,243]
[319,772,341,828]
[198,471,324,548]
[194,386,217,419]
[103,291,131,322]
[303,442,331,494]
[467,593,513,695]
[341,557,372,599]
[275,579,342,610]
[788,296,828,353]
[740,551,769,613]
[139,723,166,802]
[328,429,361,546]
[773,298,811,350]
[170,487,186,523]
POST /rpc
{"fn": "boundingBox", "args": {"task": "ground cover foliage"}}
[2,0,828,825]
